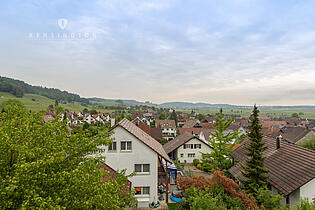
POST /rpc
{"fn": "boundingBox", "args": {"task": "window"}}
[188,153,195,158]
[135,187,150,195]
[108,142,117,151]
[134,164,150,173]
[121,141,132,151]
[194,144,201,149]
[180,154,183,157]
[184,144,193,149]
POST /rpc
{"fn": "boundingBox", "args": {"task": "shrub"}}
[256,188,283,209]
[193,159,200,166]
[177,170,259,209]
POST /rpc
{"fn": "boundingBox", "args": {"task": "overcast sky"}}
[1,0,315,105]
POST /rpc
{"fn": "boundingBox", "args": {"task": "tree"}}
[90,109,98,115]
[55,99,59,107]
[1,99,24,111]
[158,113,166,120]
[241,105,269,197]
[291,112,299,118]
[0,104,135,209]
[177,170,258,210]
[201,108,239,171]
[170,110,178,125]
[82,108,89,114]
[298,136,315,151]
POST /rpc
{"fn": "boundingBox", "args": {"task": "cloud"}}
[1,0,315,105]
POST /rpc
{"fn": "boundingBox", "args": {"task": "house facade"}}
[156,120,177,141]
[163,132,212,163]
[102,119,171,208]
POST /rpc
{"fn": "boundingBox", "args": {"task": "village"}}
[41,104,315,209]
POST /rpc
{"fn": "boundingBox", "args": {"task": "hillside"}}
[0,76,89,104]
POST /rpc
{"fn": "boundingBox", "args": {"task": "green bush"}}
[178,185,245,210]
[193,159,200,166]
[256,188,283,209]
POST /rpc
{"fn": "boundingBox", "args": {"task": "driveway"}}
[184,163,213,178]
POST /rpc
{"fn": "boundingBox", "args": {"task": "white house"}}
[230,136,315,207]
[84,114,95,124]
[163,132,213,163]
[156,120,177,141]
[102,119,171,208]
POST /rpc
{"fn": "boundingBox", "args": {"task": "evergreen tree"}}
[170,110,178,126]
[241,105,269,196]
[201,108,239,171]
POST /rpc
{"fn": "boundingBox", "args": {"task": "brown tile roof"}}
[182,119,201,128]
[150,128,163,142]
[279,127,312,144]
[156,120,176,129]
[163,132,208,154]
[229,136,315,196]
[111,118,171,162]
[262,121,287,128]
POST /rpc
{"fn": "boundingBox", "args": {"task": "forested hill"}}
[0,76,89,104]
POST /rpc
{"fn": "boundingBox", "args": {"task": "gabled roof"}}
[163,132,211,154]
[156,120,176,129]
[110,118,171,162]
[229,136,315,196]
[279,127,313,144]
[182,119,201,128]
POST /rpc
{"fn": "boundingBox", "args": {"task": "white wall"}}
[101,126,158,208]
[300,178,315,203]
[176,138,212,163]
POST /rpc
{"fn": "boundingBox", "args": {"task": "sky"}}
[1,0,315,105]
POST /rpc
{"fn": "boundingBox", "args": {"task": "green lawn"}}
[0,92,116,113]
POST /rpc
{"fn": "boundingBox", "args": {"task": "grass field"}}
[1,91,315,118]
[180,107,315,119]
[0,92,116,113]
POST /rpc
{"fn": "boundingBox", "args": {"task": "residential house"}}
[272,127,315,144]
[229,136,315,207]
[182,119,202,128]
[163,132,212,163]
[102,119,171,208]
[156,120,177,141]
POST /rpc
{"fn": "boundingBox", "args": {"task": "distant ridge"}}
[1,76,315,109]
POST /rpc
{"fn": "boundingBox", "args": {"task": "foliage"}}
[0,76,89,104]
[242,105,269,197]
[294,198,315,210]
[160,138,168,145]
[291,113,299,118]
[177,170,259,209]
[298,136,315,151]
[255,188,283,209]
[90,109,98,115]
[158,113,166,120]
[170,110,178,125]
[0,105,135,209]
[201,108,239,171]
[174,159,184,171]
[193,159,199,166]
[1,99,24,111]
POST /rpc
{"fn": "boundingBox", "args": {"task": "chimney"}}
[111,118,115,127]
[276,135,282,150]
